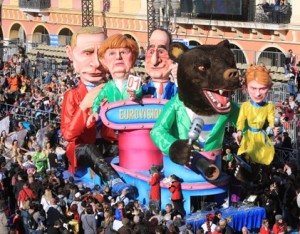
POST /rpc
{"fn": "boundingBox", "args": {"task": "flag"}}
[36,126,48,148]
[0,116,10,135]
[6,129,28,147]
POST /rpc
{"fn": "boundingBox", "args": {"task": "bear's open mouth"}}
[202,89,232,113]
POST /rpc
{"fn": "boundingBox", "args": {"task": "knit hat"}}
[275,214,282,221]
[206,213,214,221]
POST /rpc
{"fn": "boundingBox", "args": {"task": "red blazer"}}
[168,181,182,201]
[61,82,96,170]
[149,173,161,201]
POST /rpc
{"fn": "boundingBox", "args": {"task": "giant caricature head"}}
[145,29,173,81]
[246,65,272,104]
[168,40,240,115]
[66,27,107,84]
[98,34,139,80]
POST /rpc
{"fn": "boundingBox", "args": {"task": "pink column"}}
[118,129,163,170]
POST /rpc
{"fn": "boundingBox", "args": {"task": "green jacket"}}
[92,80,143,113]
[150,94,239,155]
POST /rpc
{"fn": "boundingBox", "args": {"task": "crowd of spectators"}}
[256,0,292,24]
[0,50,300,234]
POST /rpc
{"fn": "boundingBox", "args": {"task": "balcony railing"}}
[254,4,292,24]
[179,4,292,24]
[19,0,50,10]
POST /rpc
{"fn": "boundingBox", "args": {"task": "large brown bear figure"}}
[151,40,241,181]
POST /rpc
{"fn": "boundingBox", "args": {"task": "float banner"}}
[100,98,167,130]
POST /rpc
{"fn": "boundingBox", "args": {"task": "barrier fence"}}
[0,103,60,130]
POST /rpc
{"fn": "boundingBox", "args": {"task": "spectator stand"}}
[27,44,70,78]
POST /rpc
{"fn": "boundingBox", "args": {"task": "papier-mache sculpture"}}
[234,65,275,182]
[150,40,241,181]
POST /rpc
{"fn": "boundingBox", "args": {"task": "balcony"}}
[19,0,51,12]
[177,0,292,25]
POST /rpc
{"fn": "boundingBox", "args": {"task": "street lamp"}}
[153,0,180,32]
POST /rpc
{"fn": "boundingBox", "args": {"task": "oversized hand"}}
[127,89,137,101]
[169,139,193,165]
[86,113,99,128]
[79,84,105,111]
[234,131,242,145]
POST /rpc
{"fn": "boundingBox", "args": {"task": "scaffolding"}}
[82,0,94,27]
[147,0,156,45]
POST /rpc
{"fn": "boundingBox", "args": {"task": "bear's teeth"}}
[219,90,224,95]
[226,102,231,107]
[217,103,222,108]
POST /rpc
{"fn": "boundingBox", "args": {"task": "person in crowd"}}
[281,131,292,149]
[143,28,177,99]
[201,213,216,233]
[272,214,287,234]
[47,146,58,170]
[100,211,114,233]
[0,203,9,234]
[12,209,25,234]
[5,139,24,166]
[219,218,234,234]
[87,33,142,126]
[149,165,161,213]
[40,188,53,212]
[212,210,222,225]
[119,217,133,234]
[32,145,47,174]
[81,205,97,234]
[27,173,42,199]
[17,182,36,209]
[114,201,125,222]
[286,68,296,97]
[274,136,283,148]
[12,172,25,209]
[288,49,296,69]
[241,226,250,234]
[260,219,271,234]
[46,220,62,234]
[114,188,130,207]
[168,174,185,217]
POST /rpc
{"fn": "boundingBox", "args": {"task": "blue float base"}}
[111,157,230,215]
[63,168,102,189]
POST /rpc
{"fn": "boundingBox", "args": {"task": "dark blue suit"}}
[142,80,177,100]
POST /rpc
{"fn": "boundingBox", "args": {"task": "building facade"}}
[0,0,300,65]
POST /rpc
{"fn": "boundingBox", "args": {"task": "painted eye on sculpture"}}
[198,65,206,71]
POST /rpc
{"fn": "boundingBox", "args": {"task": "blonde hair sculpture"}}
[245,65,273,87]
